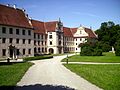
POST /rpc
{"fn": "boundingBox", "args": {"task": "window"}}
[2,27,6,33]
[76,48,77,50]
[38,41,40,45]
[28,39,31,44]
[9,28,13,34]
[16,49,19,55]
[16,39,19,44]
[42,47,44,52]
[2,49,6,56]
[42,41,43,45]
[34,33,36,39]
[28,49,31,54]
[50,41,52,45]
[76,39,77,41]
[80,38,82,41]
[23,49,25,55]
[23,39,25,44]
[38,48,40,53]
[38,34,40,39]
[49,35,52,39]
[22,30,25,35]
[34,40,36,45]
[16,29,19,35]
[34,48,37,53]
[9,38,13,43]
[45,41,46,45]
[45,48,47,52]
[76,43,77,45]
[28,30,31,35]
[41,35,43,39]
[58,35,61,39]
[59,41,61,45]
[80,31,82,34]
[2,38,6,43]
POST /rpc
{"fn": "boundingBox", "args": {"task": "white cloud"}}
[72,11,100,18]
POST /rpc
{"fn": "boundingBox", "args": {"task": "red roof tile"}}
[0,4,32,29]
[45,21,58,32]
[70,28,77,34]
[63,27,73,37]
[84,28,97,38]
[31,20,46,34]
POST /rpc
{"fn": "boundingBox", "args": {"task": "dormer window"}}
[80,31,82,34]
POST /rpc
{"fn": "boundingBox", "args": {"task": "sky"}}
[0,0,120,30]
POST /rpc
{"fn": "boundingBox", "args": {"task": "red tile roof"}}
[70,28,77,34]
[31,20,46,34]
[84,28,97,38]
[45,21,58,32]
[63,27,73,37]
[0,4,33,29]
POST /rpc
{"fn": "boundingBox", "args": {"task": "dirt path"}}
[16,55,102,90]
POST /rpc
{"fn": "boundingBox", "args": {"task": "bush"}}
[96,41,111,52]
[80,46,93,56]
[80,41,103,56]
[102,43,111,52]
[93,49,102,56]
[23,55,53,61]
[115,40,120,56]
[115,48,120,56]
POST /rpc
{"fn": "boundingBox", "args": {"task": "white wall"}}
[0,25,34,58]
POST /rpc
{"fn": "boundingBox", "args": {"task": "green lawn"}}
[62,52,120,63]
[64,64,120,90]
[0,62,33,86]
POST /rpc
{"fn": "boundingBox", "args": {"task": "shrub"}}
[115,40,120,56]
[23,55,53,61]
[93,49,102,56]
[96,41,111,52]
[102,43,111,52]
[80,41,103,56]
[80,46,93,56]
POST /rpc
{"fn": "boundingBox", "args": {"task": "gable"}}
[74,27,88,37]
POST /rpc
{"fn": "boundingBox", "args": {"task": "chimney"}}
[13,4,16,9]
[80,24,82,27]
[22,8,26,12]
[90,26,92,30]
[6,4,10,7]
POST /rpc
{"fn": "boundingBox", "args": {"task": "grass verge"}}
[62,52,120,63]
[0,62,33,86]
[64,64,120,90]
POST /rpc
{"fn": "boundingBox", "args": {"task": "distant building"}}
[0,4,97,58]
[63,27,74,53]
[71,26,97,53]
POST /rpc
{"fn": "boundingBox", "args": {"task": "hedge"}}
[23,55,53,61]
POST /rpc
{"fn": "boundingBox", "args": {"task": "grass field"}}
[62,52,120,63]
[64,64,120,90]
[0,62,33,86]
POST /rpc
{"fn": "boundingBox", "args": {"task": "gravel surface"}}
[16,54,102,90]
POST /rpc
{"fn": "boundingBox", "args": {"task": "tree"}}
[95,21,120,52]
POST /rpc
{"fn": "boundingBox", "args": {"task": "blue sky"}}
[0,0,120,30]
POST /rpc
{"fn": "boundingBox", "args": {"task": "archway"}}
[49,48,54,54]
[8,44,16,59]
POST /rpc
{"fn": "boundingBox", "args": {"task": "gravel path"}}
[16,54,102,90]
